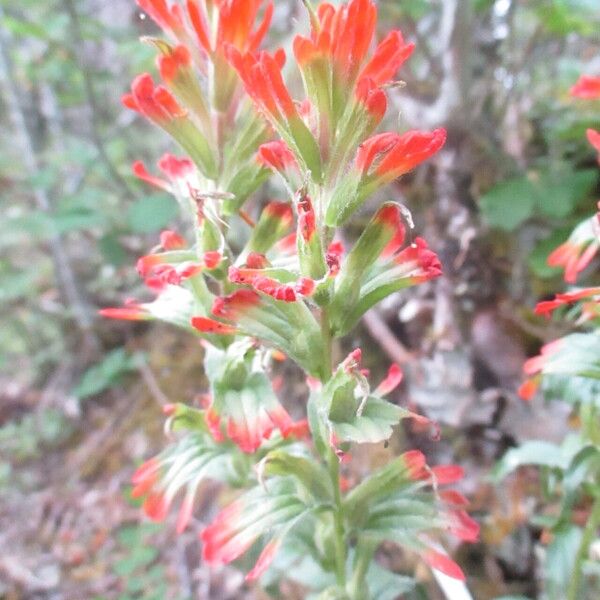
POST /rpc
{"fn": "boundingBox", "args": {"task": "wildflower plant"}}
[498,75,600,600]
[103,0,477,596]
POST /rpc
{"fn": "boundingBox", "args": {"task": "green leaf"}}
[533,169,596,218]
[53,209,107,233]
[262,450,332,501]
[127,195,179,233]
[492,441,569,481]
[73,348,140,399]
[545,525,582,598]
[479,177,536,231]
[99,234,128,267]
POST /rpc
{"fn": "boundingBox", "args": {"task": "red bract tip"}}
[153,85,186,118]
[358,30,414,86]
[570,75,600,99]
[212,289,261,319]
[264,201,294,227]
[375,128,447,181]
[440,490,470,507]
[402,449,427,480]
[448,510,480,543]
[131,73,165,121]
[191,316,238,335]
[132,457,160,486]
[518,377,540,401]
[257,141,298,172]
[296,194,316,242]
[162,403,177,416]
[246,252,269,269]
[157,44,192,81]
[431,464,464,485]
[342,348,362,372]
[132,160,171,191]
[295,277,316,296]
[143,492,169,521]
[253,276,297,302]
[203,251,222,269]
[160,230,186,250]
[422,549,466,581]
[121,93,139,112]
[355,77,387,122]
[374,363,403,396]
[157,153,194,179]
[98,306,148,321]
[137,0,181,32]
[245,538,281,581]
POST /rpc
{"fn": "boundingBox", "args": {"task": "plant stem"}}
[320,307,347,587]
[567,494,600,600]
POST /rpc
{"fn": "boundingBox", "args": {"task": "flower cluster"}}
[103,0,477,594]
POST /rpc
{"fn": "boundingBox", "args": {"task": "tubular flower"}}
[226,48,322,180]
[534,287,600,319]
[133,153,196,195]
[98,304,150,321]
[326,129,446,226]
[257,140,301,188]
[130,412,236,534]
[359,129,447,184]
[570,75,600,99]
[138,0,273,57]
[200,393,297,454]
[294,0,378,92]
[547,216,600,283]
[200,490,306,574]
[518,339,565,400]
[123,74,216,177]
[358,30,415,86]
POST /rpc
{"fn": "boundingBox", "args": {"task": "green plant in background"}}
[496,75,600,600]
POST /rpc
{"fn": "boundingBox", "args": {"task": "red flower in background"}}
[570,75,600,99]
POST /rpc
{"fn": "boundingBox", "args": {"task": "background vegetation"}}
[1,0,599,598]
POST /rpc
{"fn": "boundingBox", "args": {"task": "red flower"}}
[296,193,317,242]
[123,73,186,123]
[357,129,447,184]
[422,549,465,581]
[99,305,149,321]
[191,316,238,335]
[227,48,297,124]
[587,129,600,163]
[354,77,387,124]
[294,0,377,85]
[534,287,600,318]
[430,464,465,485]
[402,449,427,480]
[133,153,195,193]
[137,0,184,34]
[570,75,600,99]
[374,364,404,396]
[547,219,599,283]
[160,230,187,250]
[391,237,443,284]
[358,30,414,86]
[212,289,262,321]
[257,140,300,180]
[518,339,565,400]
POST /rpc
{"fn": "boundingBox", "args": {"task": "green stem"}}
[349,538,376,599]
[567,494,600,600]
[320,307,346,587]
